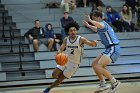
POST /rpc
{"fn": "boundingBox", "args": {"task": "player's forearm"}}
[87,42,94,47]
[85,40,97,47]
[88,25,97,32]
[58,48,63,53]
[58,44,66,53]
[89,20,104,29]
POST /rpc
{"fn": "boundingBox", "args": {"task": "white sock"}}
[100,79,106,83]
[111,77,116,83]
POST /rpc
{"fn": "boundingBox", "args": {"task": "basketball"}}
[55,53,68,66]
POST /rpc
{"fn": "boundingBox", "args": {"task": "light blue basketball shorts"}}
[102,45,121,63]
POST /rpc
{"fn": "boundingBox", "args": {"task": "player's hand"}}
[82,20,90,27]
[91,40,98,47]
[85,14,91,22]
[55,49,63,57]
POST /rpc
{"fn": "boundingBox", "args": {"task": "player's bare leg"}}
[95,55,120,93]
[52,68,63,78]
[43,68,66,93]
[92,55,105,81]
[93,55,113,80]
[92,55,120,92]
[92,55,110,91]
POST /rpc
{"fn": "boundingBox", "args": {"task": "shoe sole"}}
[109,81,121,93]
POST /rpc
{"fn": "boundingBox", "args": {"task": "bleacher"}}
[0,0,140,87]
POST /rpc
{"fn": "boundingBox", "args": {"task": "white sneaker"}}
[96,81,110,91]
[108,80,121,93]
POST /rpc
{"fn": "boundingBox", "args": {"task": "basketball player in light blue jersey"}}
[83,11,121,93]
[43,21,97,93]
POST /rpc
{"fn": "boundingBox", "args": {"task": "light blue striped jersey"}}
[97,21,119,48]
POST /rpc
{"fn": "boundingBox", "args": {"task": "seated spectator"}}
[76,0,90,7]
[137,5,140,26]
[44,23,61,51]
[60,0,76,13]
[106,5,123,32]
[125,0,136,14]
[90,0,104,12]
[135,0,140,25]
[24,20,46,52]
[60,11,74,40]
[120,4,135,32]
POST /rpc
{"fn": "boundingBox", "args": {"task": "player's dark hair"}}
[91,11,103,19]
[64,21,80,34]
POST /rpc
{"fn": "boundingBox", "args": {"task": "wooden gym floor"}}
[0,80,140,93]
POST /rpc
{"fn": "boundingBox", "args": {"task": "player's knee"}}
[93,62,104,70]
[97,62,107,69]
[97,62,104,68]
[93,65,98,70]
[52,73,59,78]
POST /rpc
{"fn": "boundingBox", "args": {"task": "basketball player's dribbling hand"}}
[55,50,61,57]
[91,40,98,47]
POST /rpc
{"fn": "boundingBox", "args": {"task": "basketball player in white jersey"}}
[43,21,97,93]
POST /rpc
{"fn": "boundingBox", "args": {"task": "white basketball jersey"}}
[66,35,83,64]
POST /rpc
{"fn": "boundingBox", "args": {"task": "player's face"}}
[68,27,77,39]
[92,16,99,21]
